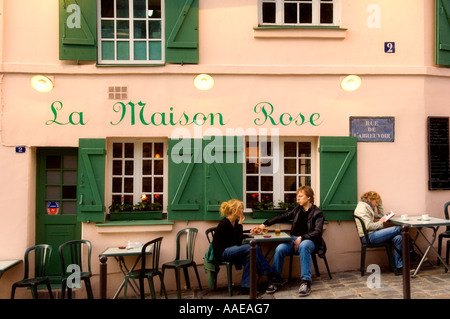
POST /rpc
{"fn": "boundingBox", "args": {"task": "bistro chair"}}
[162,228,202,299]
[353,215,398,276]
[59,239,94,299]
[123,237,167,299]
[288,237,332,281]
[205,227,235,296]
[11,244,54,299]
[437,201,450,265]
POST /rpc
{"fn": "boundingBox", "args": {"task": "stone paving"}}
[165,265,450,300]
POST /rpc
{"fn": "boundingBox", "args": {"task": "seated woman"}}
[212,199,276,293]
[354,191,418,273]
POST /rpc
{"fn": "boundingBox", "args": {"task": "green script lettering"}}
[46,101,87,125]
[253,102,322,126]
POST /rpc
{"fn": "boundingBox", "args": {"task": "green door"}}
[36,148,81,282]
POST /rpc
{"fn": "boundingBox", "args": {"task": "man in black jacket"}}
[251,186,325,297]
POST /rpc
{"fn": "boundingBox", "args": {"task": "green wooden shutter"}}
[77,139,106,222]
[167,138,203,220]
[436,0,450,66]
[319,136,357,221]
[167,137,244,220]
[204,136,244,220]
[165,0,199,64]
[59,0,97,61]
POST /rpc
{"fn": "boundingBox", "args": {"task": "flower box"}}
[109,211,163,221]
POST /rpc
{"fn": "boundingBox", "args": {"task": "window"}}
[98,0,164,64]
[259,0,338,26]
[245,137,315,209]
[108,140,167,210]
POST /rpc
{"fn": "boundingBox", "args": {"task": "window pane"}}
[134,20,147,38]
[261,193,273,203]
[117,20,130,38]
[62,202,76,215]
[246,161,258,174]
[284,176,297,191]
[261,176,273,191]
[154,160,163,175]
[134,41,147,60]
[284,193,296,203]
[143,143,153,157]
[262,3,276,23]
[64,156,77,169]
[101,0,114,18]
[260,159,273,174]
[46,156,61,169]
[247,193,259,208]
[300,176,311,186]
[125,160,134,175]
[154,177,163,192]
[149,41,162,60]
[102,20,114,38]
[124,177,134,193]
[284,3,298,23]
[298,142,311,156]
[149,0,162,18]
[46,186,60,199]
[46,171,60,184]
[148,21,161,39]
[112,177,122,192]
[284,159,296,174]
[142,177,152,192]
[133,0,146,18]
[284,142,296,157]
[113,160,122,175]
[62,186,77,199]
[113,143,123,158]
[124,143,134,158]
[63,171,77,184]
[116,0,129,18]
[154,143,164,158]
[299,3,312,23]
[102,41,115,60]
[246,176,259,191]
[117,41,130,60]
[143,160,152,175]
[320,3,333,23]
[299,159,311,174]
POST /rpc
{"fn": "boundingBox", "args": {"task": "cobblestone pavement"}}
[166,265,450,300]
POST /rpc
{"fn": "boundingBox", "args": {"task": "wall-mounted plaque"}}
[350,117,395,142]
[428,117,450,190]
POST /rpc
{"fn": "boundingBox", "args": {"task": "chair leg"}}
[123,277,129,299]
[446,241,450,273]
[139,277,146,300]
[312,254,320,277]
[226,264,233,297]
[323,256,332,279]
[31,285,38,299]
[437,236,443,266]
[147,277,156,299]
[45,280,54,299]
[11,284,17,299]
[175,268,182,299]
[84,278,94,299]
[61,280,66,299]
[360,246,366,276]
[192,263,202,291]
[183,267,191,289]
[158,273,168,299]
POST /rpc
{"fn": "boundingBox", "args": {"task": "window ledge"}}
[95,219,174,233]
[253,26,347,39]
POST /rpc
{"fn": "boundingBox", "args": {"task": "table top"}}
[390,216,450,227]
[243,231,293,243]
[0,259,22,273]
[99,246,153,257]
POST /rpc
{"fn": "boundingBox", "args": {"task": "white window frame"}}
[258,0,339,27]
[244,136,316,209]
[97,0,165,65]
[107,139,168,211]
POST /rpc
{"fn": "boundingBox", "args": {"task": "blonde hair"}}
[296,186,315,204]
[360,191,381,202]
[220,199,243,217]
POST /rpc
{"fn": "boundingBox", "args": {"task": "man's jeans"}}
[221,244,273,288]
[272,236,315,282]
[361,226,403,268]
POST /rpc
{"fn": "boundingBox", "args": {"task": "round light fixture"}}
[341,75,361,92]
[31,75,54,93]
[193,74,214,91]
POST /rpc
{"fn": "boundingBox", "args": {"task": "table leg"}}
[411,227,450,278]
[112,256,141,299]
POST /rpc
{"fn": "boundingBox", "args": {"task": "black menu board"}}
[428,117,450,190]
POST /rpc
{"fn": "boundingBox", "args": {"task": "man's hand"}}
[294,236,302,252]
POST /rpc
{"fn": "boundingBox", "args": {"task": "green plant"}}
[278,201,296,211]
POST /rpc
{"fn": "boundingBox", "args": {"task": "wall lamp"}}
[193,74,214,91]
[31,75,54,93]
[341,75,361,92]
